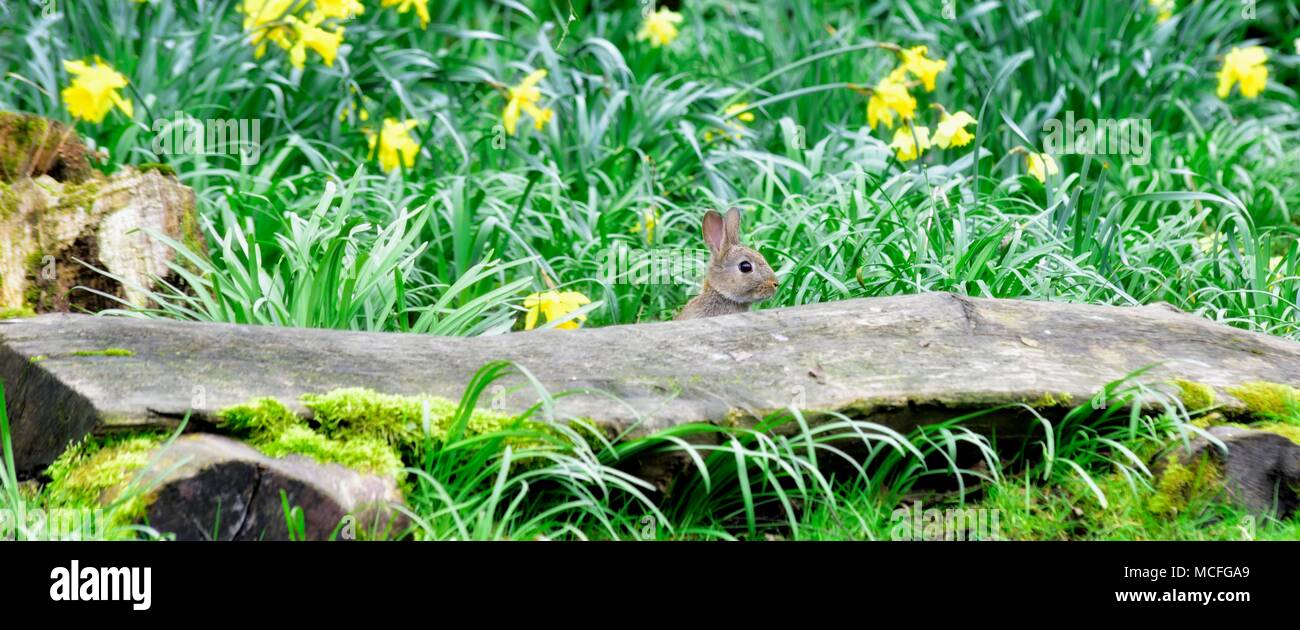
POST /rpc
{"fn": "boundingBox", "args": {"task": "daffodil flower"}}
[287,13,344,69]
[889,125,931,162]
[933,110,976,149]
[61,59,134,123]
[313,0,365,20]
[1149,0,1175,23]
[239,0,298,58]
[899,46,947,92]
[638,7,683,48]
[867,67,916,130]
[502,69,555,136]
[366,118,421,173]
[1026,152,1059,182]
[705,102,757,142]
[381,0,430,28]
[522,290,592,330]
[1217,46,1269,100]
[631,209,659,242]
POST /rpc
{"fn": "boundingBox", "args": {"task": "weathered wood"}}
[1163,426,1300,517]
[143,434,405,541]
[3,292,1300,474]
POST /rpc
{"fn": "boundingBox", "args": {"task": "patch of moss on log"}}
[136,162,176,177]
[257,425,402,479]
[0,306,35,319]
[70,348,134,357]
[1173,379,1216,411]
[42,433,168,525]
[301,387,516,448]
[1147,454,1221,516]
[1023,392,1075,408]
[216,396,403,479]
[1227,381,1300,421]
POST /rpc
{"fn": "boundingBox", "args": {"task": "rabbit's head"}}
[700,207,778,304]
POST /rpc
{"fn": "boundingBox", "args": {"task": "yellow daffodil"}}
[933,110,976,149]
[899,46,947,92]
[631,209,659,242]
[287,13,344,69]
[724,102,756,124]
[502,69,554,136]
[867,67,916,130]
[61,59,134,123]
[638,7,683,48]
[239,0,298,58]
[381,0,430,28]
[1026,152,1059,182]
[313,0,364,20]
[889,125,931,162]
[366,118,421,173]
[522,290,591,330]
[1150,0,1175,22]
[1217,46,1269,99]
[705,102,757,142]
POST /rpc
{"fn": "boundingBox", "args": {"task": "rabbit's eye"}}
[739,261,753,273]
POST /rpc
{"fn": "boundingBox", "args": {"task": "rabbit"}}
[675,207,778,320]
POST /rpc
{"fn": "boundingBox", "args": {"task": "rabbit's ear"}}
[702,210,726,255]
[723,207,742,246]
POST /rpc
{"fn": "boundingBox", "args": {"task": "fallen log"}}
[142,434,406,541]
[3,292,1300,475]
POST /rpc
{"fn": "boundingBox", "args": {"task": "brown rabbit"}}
[675,207,778,320]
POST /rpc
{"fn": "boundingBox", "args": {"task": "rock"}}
[1164,426,1300,518]
[0,112,204,313]
[136,434,406,541]
[4,293,1300,478]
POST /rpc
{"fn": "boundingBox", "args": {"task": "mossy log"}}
[4,292,1300,475]
[0,111,204,313]
[141,434,406,541]
[1161,426,1300,518]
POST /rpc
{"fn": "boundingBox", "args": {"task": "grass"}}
[1,1,1298,539]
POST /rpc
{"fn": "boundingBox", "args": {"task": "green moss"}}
[301,387,515,447]
[216,396,302,438]
[1251,422,1300,445]
[1147,454,1220,516]
[215,393,408,481]
[0,113,49,181]
[29,354,46,363]
[42,433,167,523]
[0,306,35,319]
[1227,381,1300,421]
[137,162,176,177]
[1024,392,1074,408]
[0,180,17,219]
[1174,379,1216,411]
[71,348,134,357]
[55,179,100,214]
[258,425,403,479]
